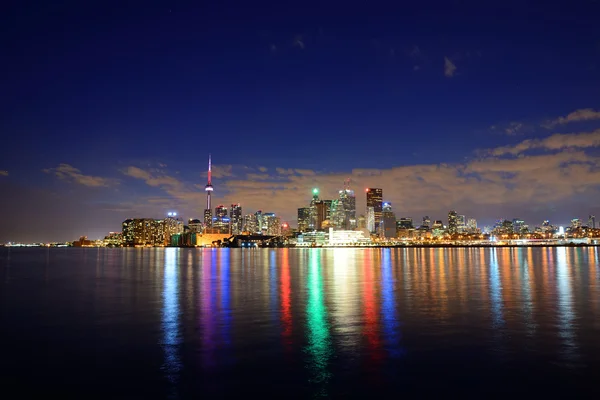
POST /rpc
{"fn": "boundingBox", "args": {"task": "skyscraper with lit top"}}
[366,188,382,232]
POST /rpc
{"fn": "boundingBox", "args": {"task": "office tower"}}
[122,219,135,246]
[338,179,356,229]
[357,215,366,229]
[204,154,214,227]
[163,213,184,245]
[315,200,328,230]
[255,210,264,233]
[456,215,466,233]
[467,218,478,233]
[512,218,525,234]
[571,218,582,229]
[397,217,413,229]
[380,202,397,238]
[588,215,596,229]
[262,213,281,235]
[309,189,320,230]
[366,188,383,231]
[448,210,458,234]
[297,207,310,232]
[212,205,230,234]
[366,206,375,233]
[188,218,203,233]
[243,213,258,234]
[422,216,431,230]
[230,204,243,234]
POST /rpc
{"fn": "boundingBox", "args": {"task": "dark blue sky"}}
[2,0,600,241]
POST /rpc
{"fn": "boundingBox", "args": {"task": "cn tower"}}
[203,154,214,228]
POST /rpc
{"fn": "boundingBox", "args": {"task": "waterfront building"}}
[366,206,375,233]
[357,214,366,229]
[397,217,413,229]
[328,228,371,246]
[380,202,397,238]
[432,220,445,237]
[512,218,526,234]
[188,219,203,233]
[467,218,478,232]
[103,232,123,247]
[297,207,310,232]
[421,216,431,230]
[262,213,281,235]
[297,231,327,246]
[230,204,243,234]
[163,214,184,245]
[122,219,135,246]
[448,210,458,234]
[366,188,383,231]
[243,213,258,234]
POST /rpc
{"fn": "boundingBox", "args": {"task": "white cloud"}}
[444,57,456,77]
[491,129,600,155]
[545,108,600,128]
[44,164,116,187]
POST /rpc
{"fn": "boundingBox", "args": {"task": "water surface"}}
[1,247,599,397]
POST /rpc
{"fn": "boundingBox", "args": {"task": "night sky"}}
[2,0,600,242]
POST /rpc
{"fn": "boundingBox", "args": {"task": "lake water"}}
[1,247,599,398]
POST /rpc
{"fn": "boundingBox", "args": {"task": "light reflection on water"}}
[1,247,600,397]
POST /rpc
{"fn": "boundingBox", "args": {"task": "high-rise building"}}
[204,154,214,228]
[188,219,203,233]
[230,204,242,234]
[448,210,458,234]
[309,189,320,230]
[297,207,310,232]
[315,200,328,230]
[366,206,375,233]
[338,179,356,229]
[243,213,258,234]
[366,188,383,231]
[262,213,281,235]
[422,216,431,230]
[122,219,135,246]
[397,217,413,229]
[457,215,466,233]
[571,218,582,229]
[512,218,525,234]
[380,202,397,238]
[467,218,478,233]
[163,213,184,245]
[122,218,166,247]
[588,215,596,229]
[215,205,227,218]
[357,214,366,229]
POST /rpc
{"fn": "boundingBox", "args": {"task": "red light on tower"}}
[366,188,369,192]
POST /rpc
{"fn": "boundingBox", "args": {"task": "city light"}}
[313,188,319,195]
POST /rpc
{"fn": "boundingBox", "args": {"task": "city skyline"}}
[2,1,600,242]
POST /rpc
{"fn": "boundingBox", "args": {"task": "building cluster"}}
[63,155,600,248]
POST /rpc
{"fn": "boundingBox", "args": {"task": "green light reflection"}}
[306,249,332,396]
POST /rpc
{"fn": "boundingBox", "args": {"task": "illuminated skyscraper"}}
[448,210,458,234]
[422,216,431,230]
[297,207,310,232]
[122,219,135,246]
[339,179,356,229]
[230,204,242,234]
[366,188,383,231]
[380,202,397,238]
[163,213,184,245]
[204,154,214,227]
[188,219,202,233]
[213,205,230,234]
[467,218,478,233]
[588,215,596,229]
[315,200,328,230]
[366,206,375,232]
[309,189,320,230]
[243,213,258,234]
[262,213,281,235]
